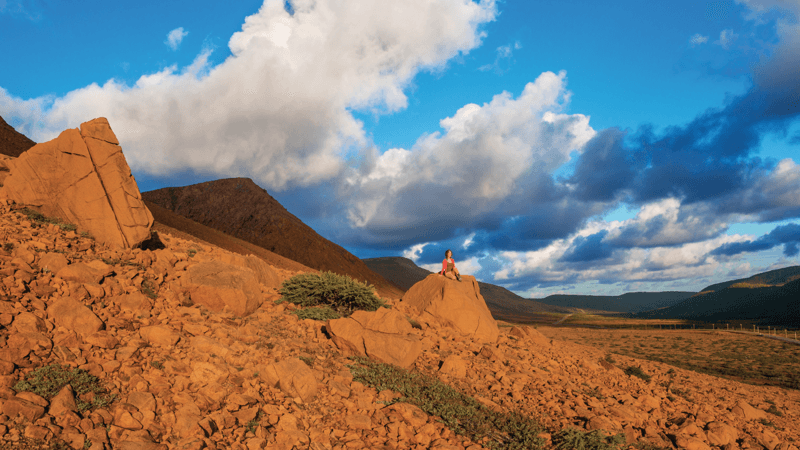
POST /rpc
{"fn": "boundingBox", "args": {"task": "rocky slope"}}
[142,179,403,300]
[1,204,799,450]
[0,116,36,159]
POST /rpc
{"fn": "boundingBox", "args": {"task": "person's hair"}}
[445,249,452,258]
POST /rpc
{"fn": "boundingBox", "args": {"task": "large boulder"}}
[401,274,499,344]
[181,262,265,317]
[325,307,422,368]
[0,118,153,248]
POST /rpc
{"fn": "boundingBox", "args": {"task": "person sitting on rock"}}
[440,249,462,281]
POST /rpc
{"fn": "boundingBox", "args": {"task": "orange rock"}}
[439,355,468,378]
[11,312,47,333]
[401,274,499,343]
[345,414,372,430]
[84,331,120,349]
[48,297,104,336]
[139,325,180,347]
[38,252,69,274]
[2,397,46,421]
[267,358,318,403]
[182,262,264,317]
[706,422,739,447]
[509,326,551,346]
[325,307,422,368]
[56,261,112,284]
[731,400,768,421]
[385,403,428,428]
[48,385,78,416]
[0,118,153,248]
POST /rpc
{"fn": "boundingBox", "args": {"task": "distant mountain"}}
[636,278,800,326]
[537,292,695,314]
[143,178,404,300]
[0,115,36,158]
[362,256,576,322]
[698,266,800,293]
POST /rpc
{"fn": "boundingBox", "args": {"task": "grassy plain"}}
[539,326,800,391]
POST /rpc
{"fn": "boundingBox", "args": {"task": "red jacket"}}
[441,258,456,274]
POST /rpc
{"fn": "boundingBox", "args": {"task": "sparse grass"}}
[13,364,116,412]
[140,278,158,299]
[552,428,625,450]
[20,207,77,232]
[407,316,422,329]
[604,354,615,364]
[347,356,545,450]
[766,404,783,417]
[299,356,315,367]
[246,412,264,434]
[291,305,340,321]
[623,366,652,382]
[539,327,800,391]
[187,248,198,258]
[150,361,164,370]
[279,271,385,316]
[3,242,13,252]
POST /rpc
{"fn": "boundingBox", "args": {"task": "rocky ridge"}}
[0,203,798,450]
[0,116,36,159]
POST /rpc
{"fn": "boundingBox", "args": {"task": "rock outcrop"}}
[401,274,499,343]
[325,307,423,368]
[0,115,36,158]
[0,117,153,248]
[180,262,267,317]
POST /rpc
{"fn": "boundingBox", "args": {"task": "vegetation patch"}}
[13,364,116,412]
[291,305,340,321]
[20,207,77,232]
[279,271,384,316]
[347,356,545,450]
[140,278,158,299]
[552,428,625,450]
[623,366,652,382]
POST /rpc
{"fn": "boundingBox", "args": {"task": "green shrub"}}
[624,366,652,382]
[347,356,544,450]
[291,305,341,321]
[279,271,384,316]
[766,404,783,416]
[13,364,116,412]
[553,428,625,450]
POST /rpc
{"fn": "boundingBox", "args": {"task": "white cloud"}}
[479,40,521,73]
[0,0,498,191]
[165,27,189,51]
[346,71,595,230]
[462,233,476,249]
[715,29,738,49]
[690,34,709,46]
[402,242,429,262]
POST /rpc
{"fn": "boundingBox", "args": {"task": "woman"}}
[440,249,462,281]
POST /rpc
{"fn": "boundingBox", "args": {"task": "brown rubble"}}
[0,199,799,450]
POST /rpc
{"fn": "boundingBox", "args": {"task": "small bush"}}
[279,271,384,316]
[299,356,315,367]
[347,356,544,450]
[140,278,157,299]
[13,364,116,412]
[150,361,164,370]
[604,354,615,364]
[553,428,625,450]
[624,366,652,382]
[291,305,340,321]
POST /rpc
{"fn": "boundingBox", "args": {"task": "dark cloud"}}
[559,230,613,262]
[568,128,641,202]
[710,222,800,257]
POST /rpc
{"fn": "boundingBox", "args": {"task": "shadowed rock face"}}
[401,274,499,344]
[142,178,403,299]
[0,118,153,248]
[0,115,36,158]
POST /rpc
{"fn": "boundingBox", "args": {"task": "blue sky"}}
[2,0,799,297]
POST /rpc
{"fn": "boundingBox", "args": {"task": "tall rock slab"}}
[401,274,499,344]
[0,118,153,248]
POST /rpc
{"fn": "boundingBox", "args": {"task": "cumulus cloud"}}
[341,71,595,248]
[690,34,709,46]
[0,0,498,191]
[402,242,429,262]
[165,27,189,51]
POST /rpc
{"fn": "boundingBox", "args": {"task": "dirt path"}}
[553,313,573,325]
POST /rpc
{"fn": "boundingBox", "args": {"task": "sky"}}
[1,0,799,298]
